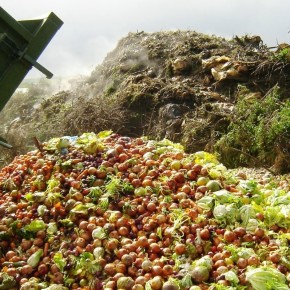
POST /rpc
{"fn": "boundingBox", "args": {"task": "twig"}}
[33,137,44,152]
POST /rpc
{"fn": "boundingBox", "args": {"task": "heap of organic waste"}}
[0,131,290,290]
[1,31,290,173]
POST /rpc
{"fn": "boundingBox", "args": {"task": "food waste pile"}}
[0,131,290,290]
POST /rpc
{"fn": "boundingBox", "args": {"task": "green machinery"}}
[0,7,63,148]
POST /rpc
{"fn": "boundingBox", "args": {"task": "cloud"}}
[2,0,290,78]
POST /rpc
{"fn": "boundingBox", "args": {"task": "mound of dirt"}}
[1,30,290,173]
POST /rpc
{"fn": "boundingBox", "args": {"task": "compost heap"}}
[1,31,290,173]
[0,131,290,290]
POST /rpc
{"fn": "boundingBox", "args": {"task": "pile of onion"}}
[0,131,289,290]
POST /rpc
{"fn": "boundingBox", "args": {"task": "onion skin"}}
[162,281,179,290]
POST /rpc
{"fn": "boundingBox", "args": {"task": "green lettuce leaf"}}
[53,252,66,272]
[246,266,290,290]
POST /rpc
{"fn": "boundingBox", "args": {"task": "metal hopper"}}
[0,7,63,148]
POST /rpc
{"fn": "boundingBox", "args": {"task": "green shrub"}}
[215,87,290,172]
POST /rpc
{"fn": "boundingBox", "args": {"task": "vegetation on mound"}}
[0,31,289,173]
[216,86,290,173]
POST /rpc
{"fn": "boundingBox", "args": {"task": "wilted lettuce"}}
[213,189,240,204]
[75,132,107,154]
[53,252,66,272]
[27,249,43,268]
[213,203,238,225]
[264,205,290,228]
[24,220,46,233]
[246,266,290,290]
[196,196,214,212]
[239,204,257,226]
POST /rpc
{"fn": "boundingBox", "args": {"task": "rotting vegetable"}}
[0,131,290,289]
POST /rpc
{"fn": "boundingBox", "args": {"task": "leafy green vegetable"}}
[73,252,102,277]
[43,137,73,152]
[47,222,58,235]
[208,284,240,290]
[237,247,256,260]
[0,273,16,290]
[10,219,46,239]
[87,186,103,202]
[25,191,46,203]
[20,279,42,290]
[224,270,239,285]
[264,205,290,228]
[96,197,109,211]
[246,266,290,290]
[208,164,227,179]
[24,220,46,233]
[238,180,264,204]
[0,231,10,241]
[47,177,60,191]
[75,132,105,154]
[193,151,219,165]
[266,189,290,206]
[245,218,260,234]
[213,190,240,204]
[43,138,61,151]
[105,175,133,196]
[70,204,91,215]
[59,219,74,227]
[196,196,214,212]
[97,130,113,139]
[27,249,43,268]
[93,247,105,260]
[53,252,66,272]
[213,203,238,225]
[92,226,107,240]
[169,208,190,234]
[155,138,184,152]
[195,255,213,270]
[239,204,256,226]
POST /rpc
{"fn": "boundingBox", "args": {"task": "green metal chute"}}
[0,7,63,148]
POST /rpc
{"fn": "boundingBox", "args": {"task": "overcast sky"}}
[1,0,290,78]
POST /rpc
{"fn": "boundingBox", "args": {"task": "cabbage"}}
[224,270,239,285]
[264,205,290,228]
[239,204,256,226]
[213,189,239,204]
[92,226,107,239]
[208,164,227,179]
[24,220,46,233]
[246,266,290,290]
[267,190,290,206]
[195,255,213,270]
[237,247,255,259]
[0,273,16,289]
[196,196,214,212]
[245,218,260,234]
[213,203,238,225]
[53,252,66,272]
